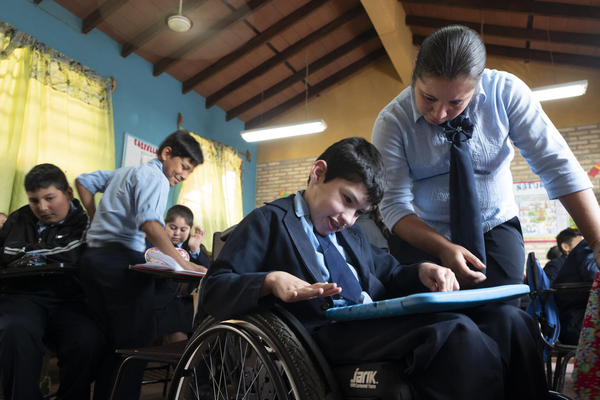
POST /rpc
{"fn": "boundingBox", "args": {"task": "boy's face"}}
[165,216,191,245]
[27,185,73,225]
[304,160,372,236]
[160,147,196,187]
[0,214,6,228]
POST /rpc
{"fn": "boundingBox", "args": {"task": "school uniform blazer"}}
[202,194,423,334]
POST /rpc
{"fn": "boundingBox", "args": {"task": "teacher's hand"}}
[438,244,487,286]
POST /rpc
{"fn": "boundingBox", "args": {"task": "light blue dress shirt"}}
[372,69,591,239]
[293,190,373,306]
[77,158,170,253]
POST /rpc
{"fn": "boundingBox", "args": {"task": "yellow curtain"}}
[178,132,244,254]
[0,21,114,214]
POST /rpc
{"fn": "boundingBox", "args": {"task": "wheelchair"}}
[167,304,410,400]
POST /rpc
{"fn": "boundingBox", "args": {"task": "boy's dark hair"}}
[24,163,69,193]
[310,137,386,205]
[158,130,204,166]
[412,25,486,85]
[165,204,194,227]
[546,246,562,261]
[556,228,582,255]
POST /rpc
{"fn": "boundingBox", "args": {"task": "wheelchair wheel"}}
[168,310,329,400]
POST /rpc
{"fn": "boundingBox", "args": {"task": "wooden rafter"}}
[400,0,600,21]
[153,0,273,77]
[34,0,44,5]
[82,0,131,35]
[413,35,600,69]
[226,28,378,121]
[406,16,600,47]
[205,5,366,109]
[244,47,387,130]
[121,0,209,58]
[182,0,334,94]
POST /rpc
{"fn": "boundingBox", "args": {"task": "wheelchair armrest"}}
[552,282,593,291]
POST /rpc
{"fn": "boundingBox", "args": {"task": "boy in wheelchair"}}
[202,137,548,399]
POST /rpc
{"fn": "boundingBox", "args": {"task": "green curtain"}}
[0,20,115,213]
[178,132,244,254]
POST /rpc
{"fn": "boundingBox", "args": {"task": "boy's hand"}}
[260,271,342,302]
[418,262,460,292]
[180,259,207,273]
[188,226,206,253]
[438,244,486,286]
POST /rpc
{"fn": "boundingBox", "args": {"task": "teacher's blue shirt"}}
[372,69,591,239]
[77,158,170,252]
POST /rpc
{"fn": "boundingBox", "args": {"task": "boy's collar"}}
[293,190,310,219]
[148,158,164,171]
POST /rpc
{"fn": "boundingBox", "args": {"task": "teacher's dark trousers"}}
[389,216,526,288]
[79,247,156,400]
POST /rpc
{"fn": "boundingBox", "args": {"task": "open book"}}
[134,250,205,276]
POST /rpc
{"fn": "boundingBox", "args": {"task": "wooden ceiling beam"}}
[406,15,600,47]
[205,6,366,109]
[244,47,387,130]
[413,34,600,69]
[399,0,600,21]
[34,0,44,5]
[82,0,131,35]
[226,28,378,121]
[153,0,273,77]
[182,0,334,94]
[121,0,209,58]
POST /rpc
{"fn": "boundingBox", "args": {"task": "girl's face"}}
[165,216,192,245]
[413,76,477,125]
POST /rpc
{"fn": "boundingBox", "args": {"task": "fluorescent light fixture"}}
[241,119,327,142]
[531,80,588,102]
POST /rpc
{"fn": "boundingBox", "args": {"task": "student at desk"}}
[76,130,204,400]
[202,137,548,399]
[0,164,106,400]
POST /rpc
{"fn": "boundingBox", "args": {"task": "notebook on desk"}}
[130,264,205,277]
[325,284,529,321]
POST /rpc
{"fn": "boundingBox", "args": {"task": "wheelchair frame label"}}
[350,368,379,389]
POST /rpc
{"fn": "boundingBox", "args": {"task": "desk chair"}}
[109,226,236,400]
[526,252,592,393]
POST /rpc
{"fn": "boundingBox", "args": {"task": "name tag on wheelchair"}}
[325,284,529,321]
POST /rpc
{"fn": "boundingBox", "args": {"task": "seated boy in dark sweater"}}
[202,137,549,399]
[0,163,106,400]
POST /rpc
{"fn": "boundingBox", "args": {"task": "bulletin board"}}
[122,133,158,168]
[513,180,573,242]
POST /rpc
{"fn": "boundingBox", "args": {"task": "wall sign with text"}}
[122,133,158,168]
[513,180,573,242]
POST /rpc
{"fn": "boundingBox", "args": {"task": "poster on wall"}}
[122,133,158,168]
[513,180,573,242]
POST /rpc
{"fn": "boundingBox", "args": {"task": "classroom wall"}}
[0,0,257,216]
[256,56,600,164]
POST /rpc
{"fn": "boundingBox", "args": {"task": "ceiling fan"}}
[168,0,192,33]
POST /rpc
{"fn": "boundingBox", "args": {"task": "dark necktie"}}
[439,112,487,268]
[314,230,362,303]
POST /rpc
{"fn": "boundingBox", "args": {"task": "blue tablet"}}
[325,284,530,321]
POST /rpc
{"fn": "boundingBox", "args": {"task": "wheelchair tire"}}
[168,310,330,400]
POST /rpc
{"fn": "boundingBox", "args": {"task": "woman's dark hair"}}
[556,228,582,255]
[310,137,386,205]
[165,204,195,227]
[158,130,204,166]
[412,25,486,85]
[24,163,69,193]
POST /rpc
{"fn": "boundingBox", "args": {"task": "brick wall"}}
[255,123,600,264]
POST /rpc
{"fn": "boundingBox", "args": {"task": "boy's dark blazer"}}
[202,194,423,334]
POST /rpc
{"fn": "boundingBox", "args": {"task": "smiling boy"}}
[0,163,106,400]
[75,130,203,400]
[202,137,548,399]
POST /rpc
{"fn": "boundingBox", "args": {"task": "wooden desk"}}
[129,265,204,283]
[0,263,77,279]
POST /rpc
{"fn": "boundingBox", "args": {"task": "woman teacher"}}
[372,25,600,288]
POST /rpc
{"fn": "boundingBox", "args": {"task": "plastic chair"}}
[526,252,592,393]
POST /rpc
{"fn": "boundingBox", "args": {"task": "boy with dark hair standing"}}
[202,137,548,399]
[0,163,106,400]
[76,130,204,399]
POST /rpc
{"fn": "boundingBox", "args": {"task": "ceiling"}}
[43,0,600,130]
